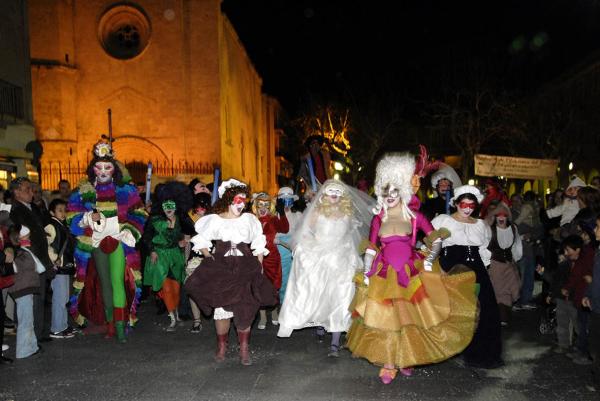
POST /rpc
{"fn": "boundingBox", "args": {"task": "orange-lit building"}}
[29,0,280,193]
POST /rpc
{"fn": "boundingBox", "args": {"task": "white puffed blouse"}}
[431,214,492,266]
[190,213,269,256]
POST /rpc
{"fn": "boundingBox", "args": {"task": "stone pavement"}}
[0,302,596,401]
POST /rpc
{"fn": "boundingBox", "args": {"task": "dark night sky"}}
[222,0,600,115]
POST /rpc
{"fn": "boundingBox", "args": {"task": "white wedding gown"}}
[277,213,362,337]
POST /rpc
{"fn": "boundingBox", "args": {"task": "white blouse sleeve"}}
[479,222,492,266]
[511,226,523,262]
[191,215,216,252]
[247,214,269,256]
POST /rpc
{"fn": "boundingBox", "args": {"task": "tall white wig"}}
[373,152,415,221]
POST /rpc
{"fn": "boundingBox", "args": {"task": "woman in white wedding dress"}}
[277,179,373,356]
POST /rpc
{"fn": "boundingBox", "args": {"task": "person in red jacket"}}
[561,234,595,362]
[252,192,289,329]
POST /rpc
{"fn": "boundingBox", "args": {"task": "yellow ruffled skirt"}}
[346,258,478,368]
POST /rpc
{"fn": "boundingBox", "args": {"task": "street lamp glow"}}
[334,162,343,171]
[468,179,475,186]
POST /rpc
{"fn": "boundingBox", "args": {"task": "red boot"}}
[237,330,251,366]
[104,321,115,339]
[215,334,228,362]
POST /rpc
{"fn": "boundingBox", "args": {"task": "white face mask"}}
[383,187,401,208]
[94,161,115,183]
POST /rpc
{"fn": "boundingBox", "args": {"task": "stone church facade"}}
[29,0,280,193]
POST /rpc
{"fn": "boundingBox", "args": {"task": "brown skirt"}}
[184,241,277,329]
[488,260,521,307]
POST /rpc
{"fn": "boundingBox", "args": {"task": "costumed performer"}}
[183,192,212,333]
[67,141,147,343]
[185,179,276,365]
[277,179,374,357]
[346,152,478,384]
[432,185,503,368]
[487,202,522,327]
[142,195,187,332]
[275,187,303,303]
[251,191,289,330]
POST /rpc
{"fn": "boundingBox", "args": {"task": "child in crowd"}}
[9,226,44,358]
[45,199,77,339]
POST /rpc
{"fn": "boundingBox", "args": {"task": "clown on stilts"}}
[67,141,147,343]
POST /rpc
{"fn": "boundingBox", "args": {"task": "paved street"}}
[0,300,595,401]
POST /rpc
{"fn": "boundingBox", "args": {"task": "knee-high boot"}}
[237,329,251,366]
[215,333,228,362]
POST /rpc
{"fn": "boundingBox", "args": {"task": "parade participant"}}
[251,192,289,329]
[432,185,503,368]
[421,164,461,220]
[185,179,275,365]
[143,199,186,332]
[480,178,510,219]
[67,141,146,343]
[487,202,523,326]
[275,187,302,303]
[347,153,477,384]
[277,179,373,358]
[184,192,212,333]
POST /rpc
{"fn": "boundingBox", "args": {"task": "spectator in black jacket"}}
[9,177,53,342]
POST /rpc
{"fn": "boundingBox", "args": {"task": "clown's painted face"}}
[256,199,271,217]
[94,161,115,183]
[383,186,401,209]
[323,185,343,204]
[229,193,246,216]
[457,199,476,218]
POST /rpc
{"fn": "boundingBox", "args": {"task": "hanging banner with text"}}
[474,154,559,180]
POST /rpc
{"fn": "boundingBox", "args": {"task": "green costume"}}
[143,216,186,290]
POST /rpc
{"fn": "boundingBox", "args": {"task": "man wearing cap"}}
[9,177,53,342]
[547,176,586,227]
[421,173,454,220]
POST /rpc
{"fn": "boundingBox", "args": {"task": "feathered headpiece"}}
[414,144,441,178]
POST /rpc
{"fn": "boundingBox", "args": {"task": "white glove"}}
[423,238,442,272]
[363,249,376,285]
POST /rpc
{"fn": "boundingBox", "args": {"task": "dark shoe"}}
[0,355,13,364]
[38,337,53,343]
[328,344,340,358]
[50,329,75,339]
[190,321,202,334]
[574,356,593,365]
